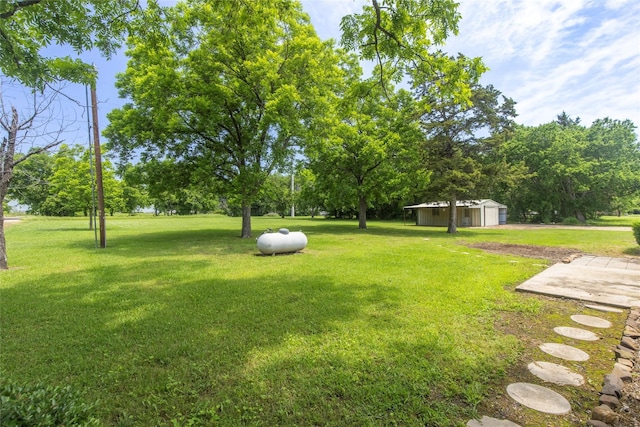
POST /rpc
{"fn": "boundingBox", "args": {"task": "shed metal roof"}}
[403,199,507,209]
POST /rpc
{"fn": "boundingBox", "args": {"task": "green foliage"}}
[0,378,99,427]
[562,216,581,225]
[125,159,217,215]
[7,151,53,214]
[306,55,423,229]
[105,0,339,236]
[35,145,124,216]
[633,222,640,245]
[294,168,326,217]
[339,0,486,99]
[254,173,293,217]
[8,145,137,217]
[415,81,517,233]
[499,117,640,222]
[0,0,139,88]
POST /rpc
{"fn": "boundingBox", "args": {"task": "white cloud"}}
[300,0,639,129]
[442,0,640,128]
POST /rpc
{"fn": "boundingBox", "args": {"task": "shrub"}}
[562,217,581,225]
[633,222,640,246]
[0,379,99,427]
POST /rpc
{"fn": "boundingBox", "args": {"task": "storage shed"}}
[404,199,507,227]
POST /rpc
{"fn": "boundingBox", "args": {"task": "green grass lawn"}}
[589,214,640,227]
[1,216,638,426]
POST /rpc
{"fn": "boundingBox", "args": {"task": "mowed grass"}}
[1,215,637,426]
[589,214,640,227]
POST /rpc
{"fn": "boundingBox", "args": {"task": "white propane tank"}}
[256,228,307,255]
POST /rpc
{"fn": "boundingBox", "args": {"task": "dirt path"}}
[466,242,586,264]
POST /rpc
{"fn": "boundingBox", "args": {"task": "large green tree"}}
[105,0,339,237]
[415,79,517,233]
[337,1,488,229]
[584,118,640,217]
[39,144,123,218]
[7,150,53,214]
[306,55,422,229]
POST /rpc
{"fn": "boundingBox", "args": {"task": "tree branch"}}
[0,0,43,19]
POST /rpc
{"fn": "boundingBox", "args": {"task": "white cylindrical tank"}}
[256,228,307,255]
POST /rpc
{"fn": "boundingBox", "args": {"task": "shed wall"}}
[484,206,500,226]
[414,206,504,227]
[416,207,474,226]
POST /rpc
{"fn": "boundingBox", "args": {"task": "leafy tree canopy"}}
[105,0,340,237]
[0,0,140,88]
[499,117,640,222]
[7,150,53,213]
[415,79,517,232]
[306,53,423,228]
[340,0,486,102]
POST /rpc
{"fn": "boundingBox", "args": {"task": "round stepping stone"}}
[570,314,612,329]
[527,361,584,386]
[554,326,599,341]
[467,416,521,427]
[506,382,571,414]
[539,343,589,361]
[585,304,623,313]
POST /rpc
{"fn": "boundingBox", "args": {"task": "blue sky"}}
[303,0,640,128]
[4,0,639,150]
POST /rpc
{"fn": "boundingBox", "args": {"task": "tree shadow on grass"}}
[0,257,408,425]
[67,219,495,260]
[623,246,640,257]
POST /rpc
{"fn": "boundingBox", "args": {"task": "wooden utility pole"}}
[90,84,106,248]
[290,172,295,217]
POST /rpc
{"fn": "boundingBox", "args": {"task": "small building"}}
[404,199,507,227]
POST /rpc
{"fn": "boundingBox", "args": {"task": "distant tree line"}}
[8,111,639,225]
[495,114,640,223]
[2,0,640,243]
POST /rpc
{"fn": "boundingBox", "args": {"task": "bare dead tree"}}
[1,79,71,269]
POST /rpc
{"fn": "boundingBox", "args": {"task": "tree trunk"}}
[0,107,19,270]
[0,197,7,270]
[575,210,586,222]
[447,195,457,234]
[358,195,367,229]
[241,204,252,238]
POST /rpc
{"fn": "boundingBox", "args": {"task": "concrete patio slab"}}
[516,257,640,308]
[584,304,623,313]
